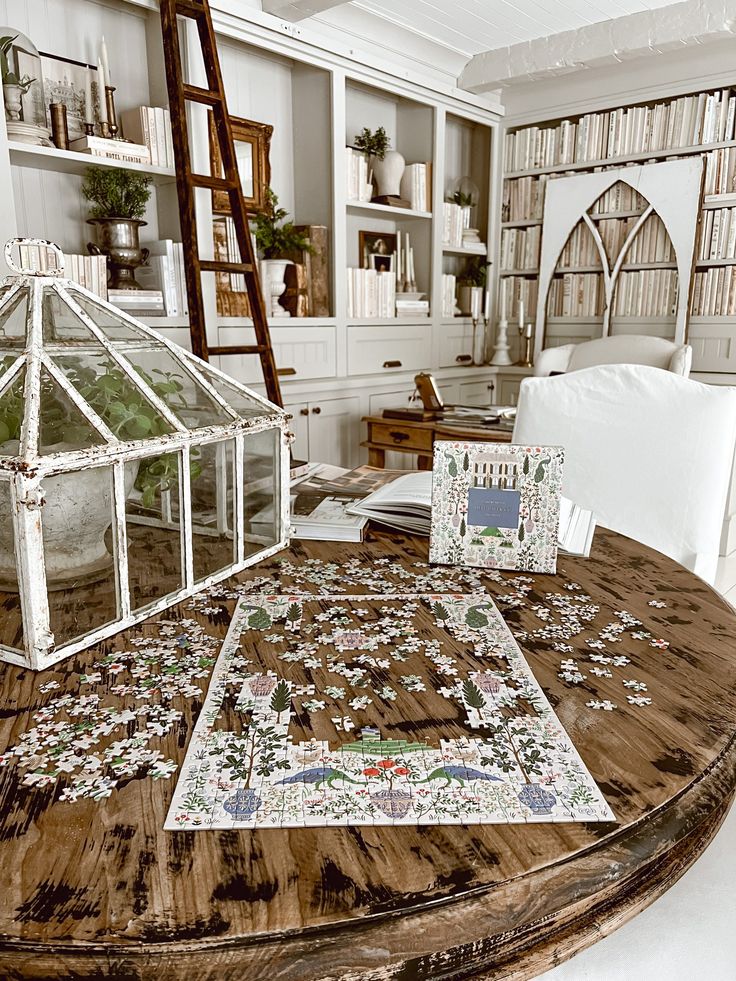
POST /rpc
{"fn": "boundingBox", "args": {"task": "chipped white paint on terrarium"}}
[0,239,290,670]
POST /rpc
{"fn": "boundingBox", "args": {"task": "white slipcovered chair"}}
[512,364,736,583]
[535,335,692,377]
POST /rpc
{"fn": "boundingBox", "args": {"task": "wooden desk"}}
[362,412,513,468]
[0,529,734,980]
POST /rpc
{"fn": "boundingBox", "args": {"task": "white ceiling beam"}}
[459,0,736,92]
[262,0,352,22]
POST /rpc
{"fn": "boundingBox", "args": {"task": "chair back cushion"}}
[512,364,736,583]
[567,335,690,375]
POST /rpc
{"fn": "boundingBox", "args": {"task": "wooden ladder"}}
[158,0,283,407]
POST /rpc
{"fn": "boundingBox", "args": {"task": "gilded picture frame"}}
[209,114,273,215]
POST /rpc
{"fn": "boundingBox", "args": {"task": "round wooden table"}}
[0,528,734,980]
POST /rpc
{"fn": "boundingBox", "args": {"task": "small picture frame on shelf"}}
[359,230,396,270]
[369,252,393,273]
[209,114,273,215]
[39,53,98,141]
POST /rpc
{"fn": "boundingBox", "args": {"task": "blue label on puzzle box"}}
[467,487,520,529]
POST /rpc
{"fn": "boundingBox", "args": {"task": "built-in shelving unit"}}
[499,82,736,373]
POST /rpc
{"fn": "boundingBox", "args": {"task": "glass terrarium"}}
[0,239,289,670]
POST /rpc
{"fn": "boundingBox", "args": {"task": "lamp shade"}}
[0,239,289,670]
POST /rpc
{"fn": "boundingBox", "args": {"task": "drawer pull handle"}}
[456,354,472,363]
[389,431,410,443]
[299,407,309,416]
[383,359,402,368]
[277,367,297,376]
[312,406,322,415]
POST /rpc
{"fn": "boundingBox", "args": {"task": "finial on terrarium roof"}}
[5,238,65,276]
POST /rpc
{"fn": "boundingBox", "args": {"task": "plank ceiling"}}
[350,0,684,57]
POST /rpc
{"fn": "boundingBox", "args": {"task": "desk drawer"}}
[347,325,429,375]
[369,421,434,453]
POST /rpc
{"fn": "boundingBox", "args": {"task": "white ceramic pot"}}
[457,285,483,317]
[260,259,292,318]
[371,150,405,198]
[3,84,22,122]
[0,445,137,588]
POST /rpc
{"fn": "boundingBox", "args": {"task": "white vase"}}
[260,259,292,318]
[371,150,406,199]
[3,84,22,122]
[457,285,483,317]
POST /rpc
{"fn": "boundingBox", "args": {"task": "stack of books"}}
[502,174,549,221]
[611,270,678,318]
[120,106,175,168]
[346,268,396,318]
[399,162,431,211]
[137,240,189,317]
[499,277,538,325]
[442,202,464,247]
[500,226,541,270]
[505,87,736,172]
[547,274,604,318]
[13,242,108,299]
[698,207,736,260]
[703,148,736,196]
[395,295,430,317]
[68,135,150,164]
[441,273,457,317]
[691,268,736,316]
[345,147,372,202]
[108,289,165,316]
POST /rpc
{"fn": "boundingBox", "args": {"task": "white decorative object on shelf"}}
[372,149,406,200]
[491,318,513,366]
[0,239,289,671]
[261,258,292,317]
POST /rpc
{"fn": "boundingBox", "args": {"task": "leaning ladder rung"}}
[199,259,254,274]
[182,84,220,106]
[174,0,207,15]
[190,173,237,191]
[208,345,267,356]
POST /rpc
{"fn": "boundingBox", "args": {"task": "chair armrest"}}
[535,345,575,376]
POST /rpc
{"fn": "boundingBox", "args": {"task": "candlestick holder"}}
[84,122,95,136]
[105,85,119,139]
[516,323,534,368]
[471,316,487,366]
[490,317,513,366]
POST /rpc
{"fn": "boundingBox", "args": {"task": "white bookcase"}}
[0,0,529,470]
[499,84,736,374]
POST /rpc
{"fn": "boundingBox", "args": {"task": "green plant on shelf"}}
[458,256,488,288]
[353,126,390,160]
[450,189,475,208]
[252,188,314,259]
[82,166,153,220]
[0,35,35,93]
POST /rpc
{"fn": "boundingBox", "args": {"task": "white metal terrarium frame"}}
[0,240,290,670]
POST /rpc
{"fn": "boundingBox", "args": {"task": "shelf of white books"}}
[695,258,736,268]
[8,142,176,183]
[505,138,736,179]
[442,245,488,256]
[346,200,432,220]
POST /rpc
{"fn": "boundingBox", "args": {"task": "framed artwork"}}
[209,113,273,215]
[13,46,45,129]
[39,53,98,141]
[359,230,396,270]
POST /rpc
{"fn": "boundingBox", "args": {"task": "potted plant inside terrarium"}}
[457,256,488,317]
[82,165,153,290]
[0,35,34,123]
[252,188,313,318]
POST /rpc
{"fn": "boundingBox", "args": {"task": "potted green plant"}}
[354,126,405,202]
[252,189,313,317]
[457,256,487,317]
[0,35,34,122]
[82,166,153,290]
[0,356,197,586]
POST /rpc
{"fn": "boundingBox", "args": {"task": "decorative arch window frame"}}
[534,157,704,360]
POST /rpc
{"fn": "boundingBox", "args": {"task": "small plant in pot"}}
[82,166,153,290]
[0,35,34,122]
[457,257,487,317]
[0,356,199,587]
[252,188,313,318]
[353,126,406,204]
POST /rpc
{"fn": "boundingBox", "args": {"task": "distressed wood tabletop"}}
[0,527,734,980]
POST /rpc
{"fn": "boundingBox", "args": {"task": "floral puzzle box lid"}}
[429,441,565,574]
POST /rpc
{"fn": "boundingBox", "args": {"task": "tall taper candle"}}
[85,69,93,124]
[97,60,108,123]
[100,36,110,84]
[499,283,506,321]
[518,298,524,329]
[484,288,490,320]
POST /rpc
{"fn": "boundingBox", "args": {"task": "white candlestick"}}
[471,288,481,319]
[396,231,402,279]
[100,36,110,85]
[85,69,93,124]
[518,298,524,329]
[525,322,533,338]
[408,247,415,283]
[97,60,108,123]
[483,288,490,319]
[499,284,506,321]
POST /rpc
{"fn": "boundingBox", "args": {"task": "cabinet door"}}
[284,401,310,462]
[308,396,362,468]
[459,380,496,407]
[497,377,524,406]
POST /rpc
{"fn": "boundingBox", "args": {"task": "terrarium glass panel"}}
[122,346,235,430]
[192,438,236,582]
[0,474,23,653]
[45,464,120,648]
[187,358,270,419]
[243,427,282,556]
[0,366,26,455]
[125,453,184,612]
[0,289,29,347]
[42,287,101,344]
[39,368,106,455]
[53,351,175,440]
[66,292,153,342]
